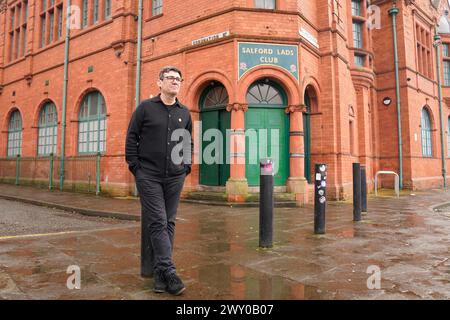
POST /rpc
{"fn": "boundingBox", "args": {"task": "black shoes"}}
[165,271,185,296]
[153,270,166,293]
[153,270,185,295]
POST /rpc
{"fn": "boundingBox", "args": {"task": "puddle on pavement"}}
[192,263,325,299]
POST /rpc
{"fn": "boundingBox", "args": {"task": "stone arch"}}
[33,98,58,128]
[186,70,234,112]
[71,87,108,120]
[237,66,300,106]
[302,76,321,112]
[2,106,23,134]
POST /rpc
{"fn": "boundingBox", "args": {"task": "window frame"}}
[351,0,362,17]
[254,0,276,9]
[421,107,433,158]
[78,92,107,155]
[7,110,23,158]
[8,1,28,62]
[415,23,433,79]
[104,0,111,19]
[152,0,163,16]
[37,102,58,157]
[82,0,88,28]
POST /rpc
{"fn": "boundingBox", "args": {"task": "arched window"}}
[246,82,283,105]
[202,84,229,109]
[78,91,107,154]
[421,108,432,157]
[7,110,22,157]
[38,102,58,156]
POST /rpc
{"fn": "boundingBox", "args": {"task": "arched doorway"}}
[199,83,230,186]
[245,80,289,186]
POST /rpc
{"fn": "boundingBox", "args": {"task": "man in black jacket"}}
[125,66,192,295]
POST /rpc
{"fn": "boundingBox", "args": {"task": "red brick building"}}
[1,0,450,203]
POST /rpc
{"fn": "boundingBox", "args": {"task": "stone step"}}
[183,191,298,207]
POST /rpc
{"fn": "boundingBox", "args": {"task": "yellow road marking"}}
[0,225,138,241]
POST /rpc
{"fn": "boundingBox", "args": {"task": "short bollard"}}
[353,163,362,221]
[259,158,274,248]
[314,164,327,234]
[361,165,367,213]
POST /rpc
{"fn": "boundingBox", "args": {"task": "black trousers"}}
[136,171,186,275]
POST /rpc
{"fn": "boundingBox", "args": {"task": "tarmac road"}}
[0,198,136,237]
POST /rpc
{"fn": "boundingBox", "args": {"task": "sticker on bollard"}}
[260,158,274,248]
[260,158,274,176]
[314,163,327,234]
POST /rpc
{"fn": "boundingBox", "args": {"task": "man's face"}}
[158,71,182,96]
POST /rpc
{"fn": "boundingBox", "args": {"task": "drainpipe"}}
[135,0,143,109]
[389,3,403,189]
[133,0,143,196]
[59,0,71,190]
[434,29,447,188]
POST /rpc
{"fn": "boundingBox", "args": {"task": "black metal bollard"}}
[259,158,274,248]
[361,165,367,213]
[353,163,362,221]
[314,164,327,234]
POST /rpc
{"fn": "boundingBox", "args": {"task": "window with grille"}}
[353,22,363,48]
[416,24,432,78]
[152,0,163,16]
[82,0,111,28]
[351,0,361,17]
[38,102,58,156]
[78,92,107,154]
[443,43,450,86]
[57,6,63,39]
[444,61,450,86]
[40,0,62,48]
[82,0,88,28]
[8,1,28,61]
[93,0,99,23]
[354,54,364,67]
[421,108,432,157]
[255,0,275,9]
[443,43,449,57]
[7,110,23,157]
[104,0,111,19]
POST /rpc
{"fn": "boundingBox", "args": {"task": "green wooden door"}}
[200,110,220,186]
[245,81,289,186]
[303,92,312,183]
[199,84,230,186]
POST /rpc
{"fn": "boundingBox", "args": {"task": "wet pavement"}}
[0,184,450,300]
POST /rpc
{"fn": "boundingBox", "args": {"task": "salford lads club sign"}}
[238,42,299,81]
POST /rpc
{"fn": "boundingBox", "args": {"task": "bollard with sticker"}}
[314,163,327,234]
[259,158,274,248]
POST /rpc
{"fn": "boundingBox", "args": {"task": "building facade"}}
[1,0,450,203]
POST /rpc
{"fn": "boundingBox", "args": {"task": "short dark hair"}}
[159,66,182,80]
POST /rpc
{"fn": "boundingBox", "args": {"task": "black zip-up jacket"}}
[125,95,193,178]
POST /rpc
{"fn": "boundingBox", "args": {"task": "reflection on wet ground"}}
[1,190,450,299]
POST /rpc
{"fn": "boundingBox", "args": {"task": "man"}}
[125,66,192,295]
